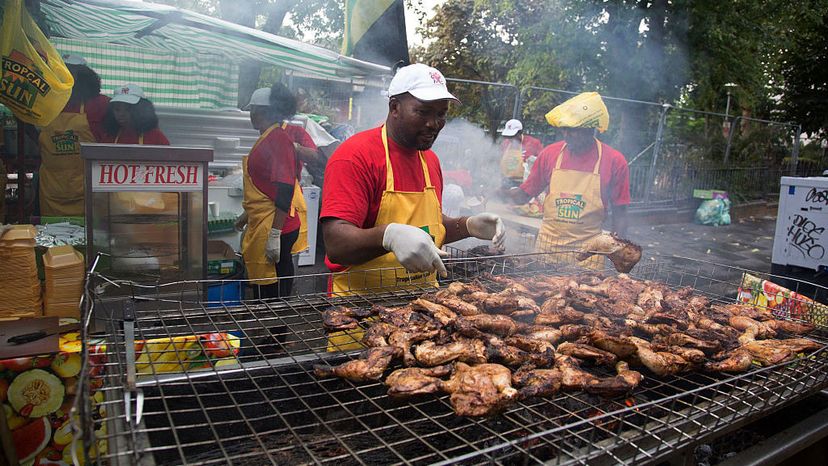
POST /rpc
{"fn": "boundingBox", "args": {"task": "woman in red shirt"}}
[100,84,170,145]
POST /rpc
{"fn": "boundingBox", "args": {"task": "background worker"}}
[499,118,543,189]
[101,84,169,145]
[321,63,506,296]
[240,87,305,299]
[506,92,630,267]
[37,54,109,216]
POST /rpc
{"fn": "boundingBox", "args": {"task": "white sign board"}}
[91,160,203,192]
[772,176,828,270]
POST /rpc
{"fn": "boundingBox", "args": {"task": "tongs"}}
[123,300,144,426]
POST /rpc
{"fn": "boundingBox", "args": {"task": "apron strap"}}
[554,139,603,175]
[281,121,288,129]
[381,125,432,191]
[138,134,144,145]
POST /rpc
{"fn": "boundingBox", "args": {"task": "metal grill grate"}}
[76,254,828,466]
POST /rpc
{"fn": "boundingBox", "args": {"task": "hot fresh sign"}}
[91,161,203,192]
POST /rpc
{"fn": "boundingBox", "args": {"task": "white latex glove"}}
[382,223,449,277]
[234,211,248,232]
[265,228,281,264]
[466,213,506,251]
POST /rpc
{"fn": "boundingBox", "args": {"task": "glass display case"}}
[82,143,213,285]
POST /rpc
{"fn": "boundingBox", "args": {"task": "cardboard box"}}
[738,273,826,321]
[208,240,240,276]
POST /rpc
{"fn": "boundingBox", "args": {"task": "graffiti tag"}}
[787,214,825,260]
[805,188,828,206]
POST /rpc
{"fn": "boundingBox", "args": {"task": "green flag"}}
[342,0,409,67]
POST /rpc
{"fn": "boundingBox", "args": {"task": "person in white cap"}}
[101,83,169,145]
[499,118,544,189]
[507,92,630,269]
[237,85,310,299]
[36,54,110,216]
[320,63,507,304]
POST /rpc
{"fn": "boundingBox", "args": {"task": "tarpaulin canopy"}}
[39,0,390,80]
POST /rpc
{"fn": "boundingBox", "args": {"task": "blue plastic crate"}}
[207,281,242,307]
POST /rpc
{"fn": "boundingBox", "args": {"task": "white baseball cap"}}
[111,83,145,104]
[502,119,523,137]
[388,64,459,103]
[244,88,271,110]
[63,54,87,66]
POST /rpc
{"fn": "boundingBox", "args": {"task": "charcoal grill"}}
[73,254,828,465]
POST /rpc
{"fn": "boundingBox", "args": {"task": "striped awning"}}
[40,0,390,80]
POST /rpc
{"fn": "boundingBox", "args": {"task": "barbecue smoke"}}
[431,118,502,198]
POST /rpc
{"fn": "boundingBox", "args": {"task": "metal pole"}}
[725,90,732,122]
[791,124,802,176]
[512,87,522,120]
[643,104,670,207]
[723,116,742,164]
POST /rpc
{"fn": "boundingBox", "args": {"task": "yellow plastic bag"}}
[545,92,610,133]
[0,0,73,126]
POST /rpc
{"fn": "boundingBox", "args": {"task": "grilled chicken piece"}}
[322,306,377,331]
[486,337,556,368]
[646,312,688,329]
[412,298,458,326]
[718,303,774,321]
[556,342,617,366]
[414,338,487,366]
[314,346,401,382]
[539,295,570,314]
[504,335,556,354]
[766,319,815,335]
[555,355,600,390]
[534,306,584,326]
[458,314,526,337]
[651,344,706,365]
[432,292,482,316]
[523,275,574,297]
[729,316,776,338]
[520,325,563,344]
[362,322,399,347]
[482,293,541,316]
[442,363,518,417]
[625,320,675,336]
[385,364,453,398]
[388,327,441,366]
[586,361,644,397]
[738,326,761,346]
[629,337,689,377]
[637,286,664,312]
[486,274,536,297]
[589,331,638,358]
[664,332,722,355]
[742,341,793,366]
[378,305,417,327]
[583,314,614,330]
[748,338,822,354]
[446,281,487,296]
[512,365,563,398]
[704,349,754,373]
[576,233,642,273]
[559,324,593,341]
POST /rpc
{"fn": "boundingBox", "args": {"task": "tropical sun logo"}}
[1,49,51,110]
[555,193,587,221]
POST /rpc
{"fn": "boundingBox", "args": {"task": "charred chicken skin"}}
[556,342,618,366]
[512,365,563,398]
[314,346,401,382]
[414,338,487,366]
[385,364,453,398]
[442,363,518,417]
[323,306,378,331]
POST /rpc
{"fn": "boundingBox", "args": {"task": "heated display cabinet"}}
[82,143,213,284]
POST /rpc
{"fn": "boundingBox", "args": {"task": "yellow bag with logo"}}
[545,92,609,133]
[0,0,73,126]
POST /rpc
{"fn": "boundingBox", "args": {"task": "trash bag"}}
[0,0,73,126]
[695,199,732,226]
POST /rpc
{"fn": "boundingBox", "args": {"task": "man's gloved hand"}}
[234,212,248,232]
[264,228,281,264]
[466,213,506,251]
[382,223,449,277]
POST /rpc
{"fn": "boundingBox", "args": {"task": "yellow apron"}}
[241,124,308,286]
[38,103,94,216]
[536,139,605,269]
[282,122,309,254]
[500,135,525,181]
[327,125,446,351]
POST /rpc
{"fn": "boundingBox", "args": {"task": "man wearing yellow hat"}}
[507,92,630,267]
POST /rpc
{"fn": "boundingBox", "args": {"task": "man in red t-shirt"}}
[507,92,630,243]
[321,64,507,293]
[499,119,544,188]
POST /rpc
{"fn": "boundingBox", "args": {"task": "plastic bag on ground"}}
[695,199,731,226]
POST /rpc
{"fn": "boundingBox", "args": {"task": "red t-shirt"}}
[100,127,170,145]
[63,94,110,142]
[247,128,300,234]
[520,140,631,208]
[283,124,317,151]
[321,126,444,271]
[501,134,544,161]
